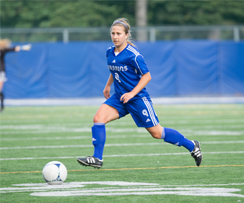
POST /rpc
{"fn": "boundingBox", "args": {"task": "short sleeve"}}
[106,47,112,58]
[133,54,149,75]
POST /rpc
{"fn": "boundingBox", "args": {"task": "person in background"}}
[77,18,203,169]
[0,39,31,111]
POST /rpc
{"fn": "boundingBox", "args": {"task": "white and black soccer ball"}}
[42,161,67,185]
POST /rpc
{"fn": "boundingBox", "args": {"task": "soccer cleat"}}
[191,140,203,167]
[77,156,103,169]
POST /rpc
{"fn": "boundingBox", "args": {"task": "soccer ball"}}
[42,161,67,185]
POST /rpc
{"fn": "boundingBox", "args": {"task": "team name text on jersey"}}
[108,65,128,72]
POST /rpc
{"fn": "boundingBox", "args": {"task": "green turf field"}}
[0,104,244,203]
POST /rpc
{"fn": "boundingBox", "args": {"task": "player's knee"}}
[147,124,163,139]
[93,113,107,124]
[150,131,161,139]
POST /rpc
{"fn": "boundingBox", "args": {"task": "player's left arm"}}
[120,72,151,104]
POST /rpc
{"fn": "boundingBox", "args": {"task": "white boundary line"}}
[4,96,244,106]
[1,133,243,142]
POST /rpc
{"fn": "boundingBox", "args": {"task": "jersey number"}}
[115,73,121,83]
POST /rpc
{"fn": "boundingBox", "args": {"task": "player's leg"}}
[0,80,4,111]
[146,125,194,151]
[146,125,203,166]
[77,104,119,168]
[77,94,129,168]
[92,104,119,159]
[127,96,195,151]
[93,103,120,124]
[127,96,202,166]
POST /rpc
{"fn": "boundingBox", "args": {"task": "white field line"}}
[13,182,244,187]
[1,151,244,161]
[1,118,244,128]
[0,127,244,136]
[161,183,244,187]
[181,130,244,136]
[0,135,150,141]
[1,181,244,198]
[11,182,244,188]
[1,124,244,131]
[1,114,244,123]
[1,131,244,142]
[1,118,244,125]
[1,140,244,150]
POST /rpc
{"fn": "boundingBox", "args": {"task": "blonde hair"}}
[110,18,135,47]
[0,39,11,50]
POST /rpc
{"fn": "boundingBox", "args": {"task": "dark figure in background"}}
[0,39,31,111]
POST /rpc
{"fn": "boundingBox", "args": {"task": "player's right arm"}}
[103,73,114,99]
[5,44,31,53]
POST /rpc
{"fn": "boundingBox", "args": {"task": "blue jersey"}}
[106,44,149,99]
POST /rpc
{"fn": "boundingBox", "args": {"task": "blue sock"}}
[162,127,194,152]
[92,123,106,160]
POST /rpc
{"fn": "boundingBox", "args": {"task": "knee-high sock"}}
[92,123,106,160]
[162,127,194,152]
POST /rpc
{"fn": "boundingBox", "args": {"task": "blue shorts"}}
[104,93,159,128]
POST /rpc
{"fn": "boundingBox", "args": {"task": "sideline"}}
[5,96,244,106]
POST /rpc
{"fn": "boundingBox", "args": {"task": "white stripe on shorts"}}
[142,97,158,126]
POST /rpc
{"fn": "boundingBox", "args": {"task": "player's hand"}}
[21,44,32,51]
[15,46,21,52]
[120,92,134,104]
[103,86,111,99]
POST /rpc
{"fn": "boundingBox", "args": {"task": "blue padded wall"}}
[4,40,244,98]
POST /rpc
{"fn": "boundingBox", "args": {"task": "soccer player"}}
[0,39,31,111]
[77,18,202,168]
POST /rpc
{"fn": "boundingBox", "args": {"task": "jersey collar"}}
[113,43,129,56]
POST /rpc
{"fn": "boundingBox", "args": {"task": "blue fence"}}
[4,40,244,99]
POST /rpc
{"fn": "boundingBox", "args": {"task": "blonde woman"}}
[0,39,31,111]
[77,18,202,168]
